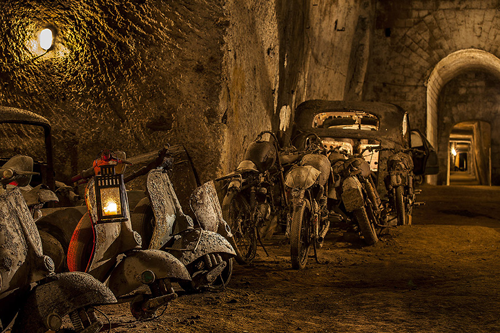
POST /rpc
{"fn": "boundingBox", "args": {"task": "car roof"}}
[0,106,51,129]
[293,100,408,145]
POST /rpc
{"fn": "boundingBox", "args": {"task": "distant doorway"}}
[448,121,491,185]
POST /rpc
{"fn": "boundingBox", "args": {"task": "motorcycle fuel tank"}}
[243,141,277,173]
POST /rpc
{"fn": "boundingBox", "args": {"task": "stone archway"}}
[426,49,500,185]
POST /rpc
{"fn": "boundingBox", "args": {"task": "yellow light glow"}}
[39,28,53,50]
[451,147,457,156]
[103,200,118,215]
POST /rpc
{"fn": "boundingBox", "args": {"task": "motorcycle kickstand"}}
[256,229,270,257]
[313,241,323,265]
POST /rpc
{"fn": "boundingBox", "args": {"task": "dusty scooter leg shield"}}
[138,170,235,292]
[67,173,191,320]
[0,188,116,333]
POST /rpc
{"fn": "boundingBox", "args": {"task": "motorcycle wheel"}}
[353,207,378,245]
[179,256,233,293]
[222,192,257,264]
[395,186,410,226]
[290,199,312,269]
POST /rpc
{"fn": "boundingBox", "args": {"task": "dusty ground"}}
[95,183,500,333]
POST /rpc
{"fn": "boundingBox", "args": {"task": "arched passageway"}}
[426,49,500,185]
[449,121,491,186]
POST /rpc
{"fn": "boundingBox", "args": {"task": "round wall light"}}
[39,28,53,51]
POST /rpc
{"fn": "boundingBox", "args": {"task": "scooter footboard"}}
[12,271,116,333]
[107,249,191,297]
[167,229,236,266]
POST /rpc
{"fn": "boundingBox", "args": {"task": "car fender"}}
[12,271,116,333]
[165,229,236,266]
[107,249,191,297]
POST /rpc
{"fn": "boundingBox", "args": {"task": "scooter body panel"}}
[146,170,193,249]
[0,188,52,292]
[166,229,235,266]
[190,180,233,238]
[107,249,191,297]
[12,271,116,333]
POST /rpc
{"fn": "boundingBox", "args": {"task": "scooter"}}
[66,157,192,320]
[131,164,236,293]
[0,162,116,333]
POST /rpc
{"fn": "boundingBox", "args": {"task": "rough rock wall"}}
[277,0,374,145]
[0,0,226,183]
[438,71,500,185]
[219,0,280,173]
[0,0,375,184]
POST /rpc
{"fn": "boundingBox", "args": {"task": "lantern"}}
[94,165,127,223]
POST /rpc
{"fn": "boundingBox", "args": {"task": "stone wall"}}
[0,0,228,184]
[365,0,500,133]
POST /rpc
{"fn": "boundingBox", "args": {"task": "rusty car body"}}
[292,100,438,227]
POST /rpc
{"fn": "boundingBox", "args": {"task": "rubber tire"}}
[222,192,257,264]
[353,207,378,245]
[290,200,312,269]
[395,186,409,226]
[179,258,234,293]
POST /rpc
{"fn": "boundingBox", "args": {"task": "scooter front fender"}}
[166,229,236,266]
[107,249,191,297]
[12,271,116,333]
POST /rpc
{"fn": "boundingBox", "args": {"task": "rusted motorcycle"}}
[66,159,192,320]
[0,173,116,332]
[329,147,385,245]
[283,138,333,269]
[130,155,236,293]
[218,131,297,264]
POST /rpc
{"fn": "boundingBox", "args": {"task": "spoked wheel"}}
[179,254,234,293]
[290,199,313,269]
[353,207,378,245]
[222,192,257,264]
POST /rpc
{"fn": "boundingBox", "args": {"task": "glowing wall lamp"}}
[39,28,53,51]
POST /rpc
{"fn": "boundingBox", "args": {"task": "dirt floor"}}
[95,183,500,333]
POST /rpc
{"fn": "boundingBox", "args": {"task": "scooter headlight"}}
[46,312,62,331]
[2,169,13,179]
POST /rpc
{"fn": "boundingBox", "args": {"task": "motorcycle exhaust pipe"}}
[316,221,331,244]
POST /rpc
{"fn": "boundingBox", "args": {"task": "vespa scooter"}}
[131,167,236,293]
[66,160,192,320]
[0,171,116,333]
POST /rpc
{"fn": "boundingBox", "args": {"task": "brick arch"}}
[426,49,500,148]
[387,9,500,87]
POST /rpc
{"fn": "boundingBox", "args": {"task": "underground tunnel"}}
[1,1,500,332]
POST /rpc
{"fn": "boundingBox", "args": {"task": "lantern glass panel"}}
[100,187,122,216]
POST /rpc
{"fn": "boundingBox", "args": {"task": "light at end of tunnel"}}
[39,28,53,51]
[451,147,457,156]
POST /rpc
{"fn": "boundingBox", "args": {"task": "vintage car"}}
[291,100,438,226]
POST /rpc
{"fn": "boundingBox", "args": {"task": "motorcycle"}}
[385,149,416,226]
[0,164,116,333]
[283,138,333,269]
[218,131,299,264]
[131,169,236,293]
[329,147,385,245]
[66,156,192,320]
